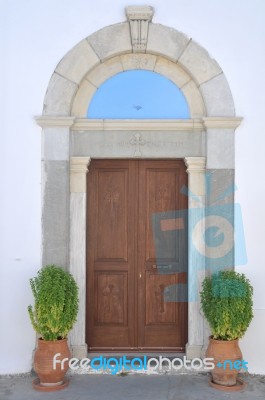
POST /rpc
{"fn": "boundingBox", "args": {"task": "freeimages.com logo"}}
[52,354,248,374]
[152,172,247,302]
[53,354,215,374]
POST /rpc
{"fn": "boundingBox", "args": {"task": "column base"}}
[201,345,208,358]
[70,344,87,359]
[185,343,204,359]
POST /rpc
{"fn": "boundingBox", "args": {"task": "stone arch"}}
[43,22,235,118]
[72,54,205,118]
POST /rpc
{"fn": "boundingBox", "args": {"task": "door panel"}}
[87,160,136,349]
[86,159,187,351]
[145,169,178,260]
[138,160,188,349]
[146,272,176,325]
[94,272,128,325]
[96,170,128,261]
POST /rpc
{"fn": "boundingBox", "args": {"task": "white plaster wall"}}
[0,0,265,374]
[240,310,265,375]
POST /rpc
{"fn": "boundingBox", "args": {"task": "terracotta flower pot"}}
[33,338,71,391]
[206,337,242,387]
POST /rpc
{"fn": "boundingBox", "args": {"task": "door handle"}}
[152,264,173,270]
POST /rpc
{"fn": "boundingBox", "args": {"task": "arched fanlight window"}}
[87,70,190,119]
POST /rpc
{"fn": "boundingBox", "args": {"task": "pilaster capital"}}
[70,157,91,193]
[70,157,91,173]
[35,116,75,128]
[203,117,243,129]
[184,157,206,174]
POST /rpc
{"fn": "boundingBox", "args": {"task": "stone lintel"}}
[35,116,242,131]
[72,119,203,131]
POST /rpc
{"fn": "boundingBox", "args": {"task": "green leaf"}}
[27,265,79,341]
[200,270,253,340]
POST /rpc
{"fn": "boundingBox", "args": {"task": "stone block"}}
[186,344,204,359]
[207,168,235,205]
[154,57,190,87]
[147,24,190,62]
[206,169,235,206]
[42,127,69,161]
[87,23,132,61]
[44,73,77,116]
[42,161,69,267]
[72,79,97,117]
[206,129,235,169]
[70,344,87,359]
[204,169,235,271]
[179,40,222,85]
[55,40,100,84]
[181,80,205,117]
[86,56,123,88]
[200,73,235,117]
[187,301,204,346]
[120,53,157,71]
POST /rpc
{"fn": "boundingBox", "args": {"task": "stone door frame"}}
[36,6,242,359]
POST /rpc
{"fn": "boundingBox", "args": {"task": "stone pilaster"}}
[184,157,206,359]
[69,157,91,358]
[37,119,74,268]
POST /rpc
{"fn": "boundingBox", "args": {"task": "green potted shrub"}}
[28,265,78,391]
[200,270,253,390]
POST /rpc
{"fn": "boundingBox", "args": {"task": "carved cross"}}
[130,133,146,157]
[102,284,118,312]
[156,184,171,213]
[104,187,120,213]
[104,188,119,204]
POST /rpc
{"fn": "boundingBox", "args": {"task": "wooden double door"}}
[86,159,188,351]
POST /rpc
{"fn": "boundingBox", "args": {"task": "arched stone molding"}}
[72,54,206,118]
[43,19,235,118]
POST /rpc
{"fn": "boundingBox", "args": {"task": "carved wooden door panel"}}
[86,159,187,351]
[137,160,188,350]
[86,160,136,349]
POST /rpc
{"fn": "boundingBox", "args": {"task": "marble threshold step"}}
[68,353,213,375]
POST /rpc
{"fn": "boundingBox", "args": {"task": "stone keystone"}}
[125,6,154,53]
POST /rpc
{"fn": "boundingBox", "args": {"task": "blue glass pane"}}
[87,70,190,119]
